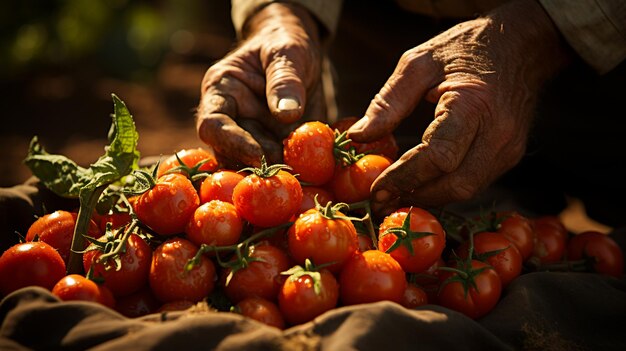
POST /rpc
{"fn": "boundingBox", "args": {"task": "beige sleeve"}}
[231,0,343,39]
[538,0,626,74]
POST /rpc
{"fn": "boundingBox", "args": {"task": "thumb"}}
[348,50,439,142]
[265,54,310,124]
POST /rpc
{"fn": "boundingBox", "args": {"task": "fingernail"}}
[348,116,369,133]
[277,97,300,111]
[374,189,391,202]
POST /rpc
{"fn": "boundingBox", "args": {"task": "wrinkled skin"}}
[347,0,572,215]
[196,3,325,167]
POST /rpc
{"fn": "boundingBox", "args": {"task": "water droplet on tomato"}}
[177,200,187,210]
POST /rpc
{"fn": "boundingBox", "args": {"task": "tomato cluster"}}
[1,119,624,328]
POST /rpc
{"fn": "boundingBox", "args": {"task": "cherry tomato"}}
[25,210,100,263]
[288,207,358,273]
[134,173,200,236]
[99,211,132,233]
[149,238,216,303]
[114,286,161,317]
[410,258,444,304]
[332,117,399,160]
[567,231,624,278]
[220,244,291,304]
[402,283,429,309]
[283,121,336,186]
[531,217,568,264]
[235,296,285,329]
[331,154,391,203]
[438,260,502,319]
[52,274,116,308]
[0,241,66,296]
[378,207,446,273]
[186,200,243,247]
[339,250,407,305]
[82,232,152,297]
[278,268,339,325]
[299,186,334,214]
[496,212,535,261]
[199,170,245,204]
[458,232,522,287]
[157,147,219,178]
[233,169,302,228]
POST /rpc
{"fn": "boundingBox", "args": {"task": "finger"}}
[348,49,440,142]
[370,89,480,208]
[196,93,264,166]
[272,80,328,140]
[238,119,284,165]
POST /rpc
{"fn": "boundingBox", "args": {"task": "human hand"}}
[196,3,325,167]
[347,0,572,215]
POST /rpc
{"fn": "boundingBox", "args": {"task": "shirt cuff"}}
[539,0,626,74]
[231,0,342,39]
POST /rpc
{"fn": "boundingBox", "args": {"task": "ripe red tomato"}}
[25,210,100,263]
[458,232,523,287]
[331,154,391,203]
[149,238,216,303]
[0,241,66,296]
[157,147,219,178]
[199,170,245,204]
[411,258,444,304]
[186,200,243,247]
[339,250,407,305]
[332,117,399,160]
[52,274,116,308]
[235,296,285,329]
[531,217,568,264]
[402,283,429,309]
[220,244,291,304]
[438,260,502,319]
[278,268,339,325]
[99,211,132,232]
[287,207,359,273]
[299,186,334,214]
[378,207,446,273]
[114,286,161,317]
[567,231,624,278]
[82,233,152,297]
[133,173,200,236]
[283,121,336,185]
[496,212,535,261]
[233,169,302,228]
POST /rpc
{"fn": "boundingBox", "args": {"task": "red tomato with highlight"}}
[402,283,429,309]
[378,207,446,273]
[133,173,200,236]
[82,233,152,297]
[339,250,407,305]
[299,186,334,214]
[458,232,522,287]
[496,212,535,261]
[149,238,216,303]
[186,200,243,247]
[438,260,502,319]
[235,296,285,329]
[221,244,291,304]
[199,170,245,204]
[287,208,359,273]
[99,211,132,232]
[283,121,336,185]
[26,210,100,263]
[52,274,115,308]
[531,217,568,264]
[0,241,66,296]
[332,117,399,160]
[157,147,219,178]
[331,154,391,203]
[278,269,339,325]
[233,170,302,228]
[567,231,624,278]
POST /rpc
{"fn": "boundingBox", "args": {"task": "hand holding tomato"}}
[196,2,327,166]
[346,1,572,214]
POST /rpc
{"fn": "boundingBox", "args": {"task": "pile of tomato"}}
[0,118,623,329]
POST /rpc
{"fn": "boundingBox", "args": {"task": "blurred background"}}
[0,0,236,187]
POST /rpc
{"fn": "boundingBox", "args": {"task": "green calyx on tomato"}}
[333,130,364,166]
[161,152,214,182]
[380,207,435,256]
[281,259,331,295]
[239,155,293,178]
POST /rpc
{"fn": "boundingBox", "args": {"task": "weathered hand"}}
[196,3,325,167]
[347,0,571,215]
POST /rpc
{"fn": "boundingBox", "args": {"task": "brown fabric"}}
[1,272,625,350]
